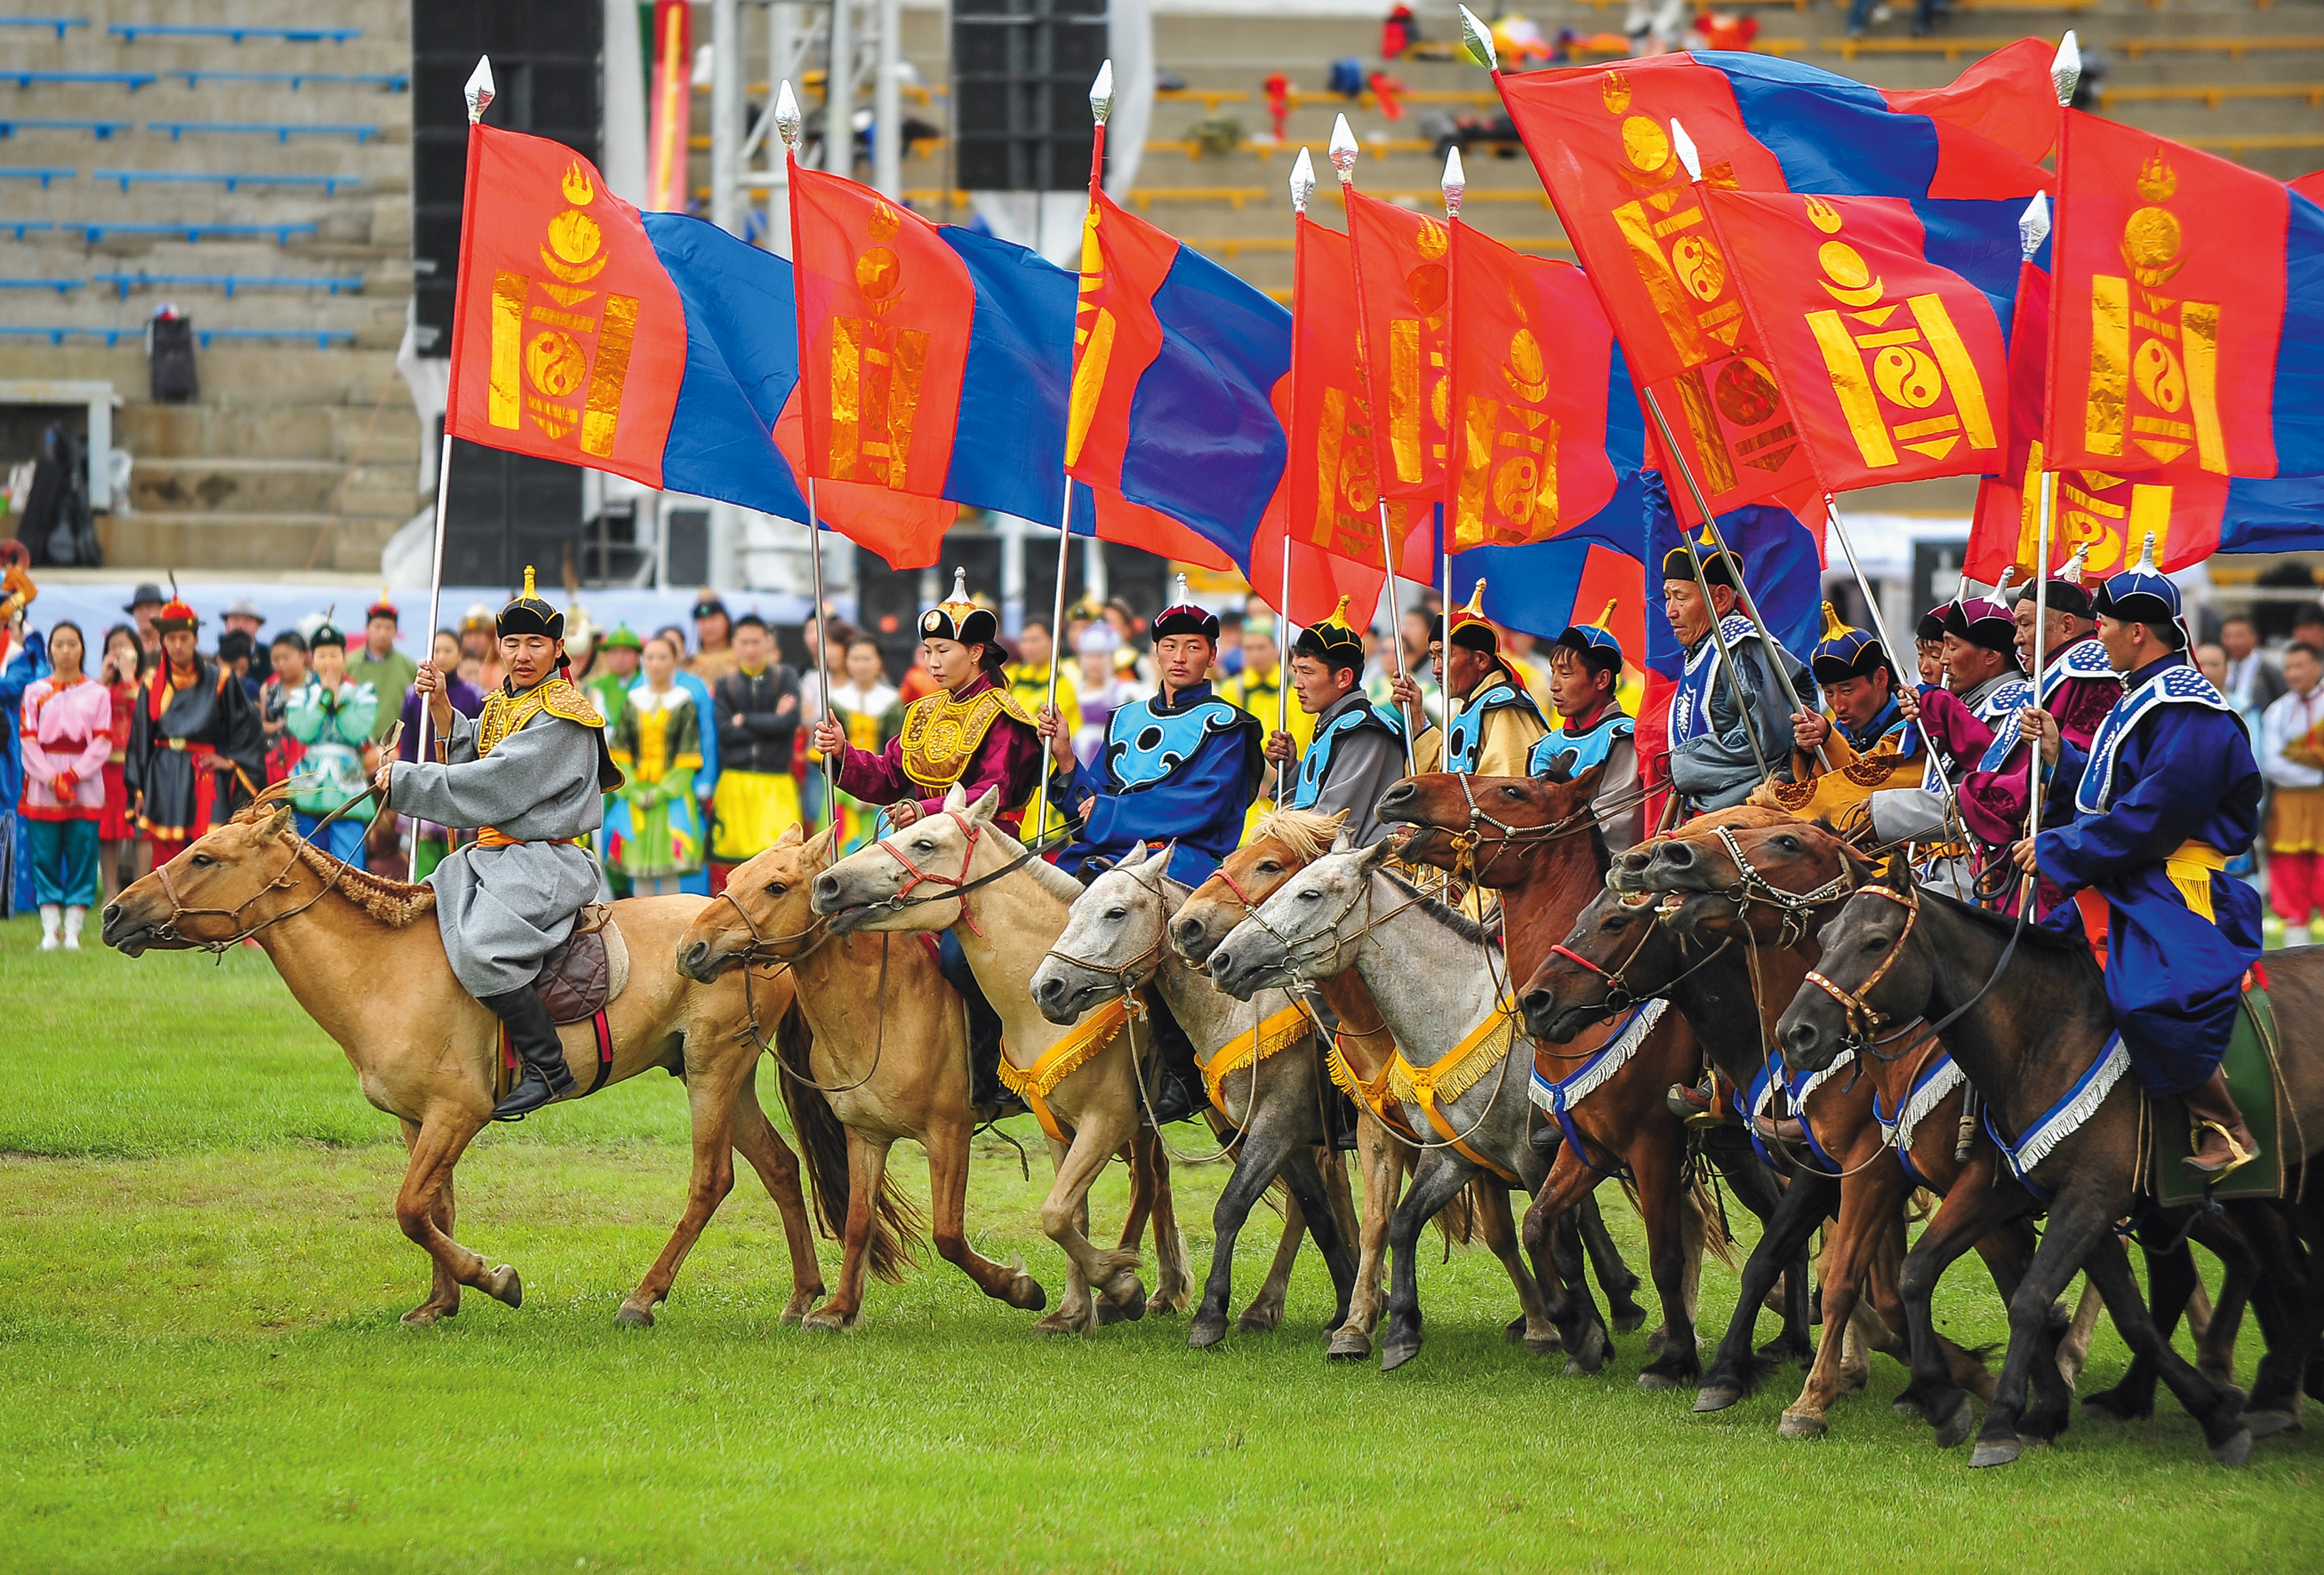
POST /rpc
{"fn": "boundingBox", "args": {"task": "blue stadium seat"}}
[61,220,319,244]
[1,70,158,91]
[0,325,133,347]
[0,276,84,293]
[96,169,363,195]
[110,24,362,44]
[196,327,357,348]
[171,71,408,92]
[0,324,355,348]
[0,220,57,239]
[0,117,130,140]
[0,19,92,42]
[91,271,365,300]
[145,121,383,145]
[0,167,76,188]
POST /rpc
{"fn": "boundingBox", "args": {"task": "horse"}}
[1168,808,1615,1363]
[1775,860,2324,1465]
[1375,776,1808,1390]
[1543,813,2054,1435]
[810,783,1195,1334]
[1630,815,2270,1428]
[677,823,1050,1329]
[1031,842,1359,1347]
[100,792,832,1327]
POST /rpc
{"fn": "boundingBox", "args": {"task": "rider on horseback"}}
[1661,526,1808,814]
[2011,537,2264,1179]
[809,569,1044,1114]
[1036,577,1264,1124]
[1532,601,1643,851]
[1757,603,1920,825]
[1390,579,1547,777]
[377,568,624,1122]
[1264,596,1408,845]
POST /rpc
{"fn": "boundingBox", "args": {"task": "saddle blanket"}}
[532,903,631,1024]
[2149,974,2288,1209]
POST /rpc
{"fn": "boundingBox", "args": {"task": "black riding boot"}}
[1138,986,1206,1127]
[937,929,1012,1112]
[485,986,573,1122]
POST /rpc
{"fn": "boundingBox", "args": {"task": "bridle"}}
[836,810,1042,939]
[1040,867,1169,1000]
[1695,823,1857,949]
[719,874,888,1095]
[1799,883,1920,1043]
[1549,892,1735,1020]
[145,812,357,955]
[1415,773,1625,887]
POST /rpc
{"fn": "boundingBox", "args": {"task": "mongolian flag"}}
[1065,185,1294,571]
[2047,110,2324,481]
[1442,227,1624,550]
[1248,209,1392,627]
[1494,46,2053,522]
[444,124,810,524]
[1342,187,1453,505]
[1697,189,2016,493]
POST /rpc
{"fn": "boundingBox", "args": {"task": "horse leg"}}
[1035,1122,1142,1335]
[1480,1179,1561,1358]
[1379,1152,1477,1372]
[2243,1195,2323,1436]
[1192,1128,1296,1348]
[1279,1144,1358,1335]
[1698,1165,1835,1413]
[2080,1224,2256,1466]
[1711,1139,1814,1363]
[1633,1131,1703,1393]
[1331,1115,1403,1360]
[392,1114,513,1323]
[1242,1187,1307,1335]
[1523,1155,1612,1374]
[802,1131,891,1331]
[1895,1167,2025,1447]
[617,1049,750,1328]
[1973,1199,2112,1467]
[1140,1131,1192,1317]
[923,1116,1046,1313]
[1781,1170,1907,1438]
[2082,1233,2195,1423]
[2056,1277,2106,1387]
[725,1072,827,1322]
[1576,1192,1647,1334]
[398,1119,463,1323]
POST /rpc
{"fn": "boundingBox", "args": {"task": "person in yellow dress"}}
[608,632,705,895]
[823,633,905,852]
[1006,618,1079,843]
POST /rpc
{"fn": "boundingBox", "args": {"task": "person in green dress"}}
[283,618,378,867]
[607,631,704,894]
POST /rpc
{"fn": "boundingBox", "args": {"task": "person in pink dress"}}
[96,623,148,900]
[20,620,113,950]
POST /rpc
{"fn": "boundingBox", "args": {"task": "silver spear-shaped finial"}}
[774,80,803,154]
[2018,192,2051,260]
[464,56,494,125]
[1289,147,1316,215]
[1458,5,1498,71]
[2052,30,2081,107]
[1442,144,1466,220]
[1091,60,1114,125]
[1328,113,1359,185]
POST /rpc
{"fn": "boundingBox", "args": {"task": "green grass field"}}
[1,915,2316,1573]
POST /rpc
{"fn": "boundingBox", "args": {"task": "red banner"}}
[645,0,691,213]
[1343,188,1453,504]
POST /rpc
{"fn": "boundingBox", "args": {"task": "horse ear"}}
[1146,842,1177,883]
[943,782,969,812]
[803,823,838,863]
[1354,836,1399,871]
[965,784,1002,824]
[1115,841,1148,872]
[256,803,295,842]
[1568,760,1605,798]
[1876,851,1913,891]
[776,822,805,849]
[1538,754,1572,784]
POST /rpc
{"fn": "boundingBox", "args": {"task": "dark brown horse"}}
[1374,776,1807,1388]
[1775,860,2324,1465]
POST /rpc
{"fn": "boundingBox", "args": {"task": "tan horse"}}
[811,784,1194,1334]
[101,794,834,1327]
[677,823,1050,1328]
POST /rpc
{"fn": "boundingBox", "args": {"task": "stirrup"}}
[2182,1119,2257,1180]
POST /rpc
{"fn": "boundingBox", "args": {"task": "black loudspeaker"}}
[412,0,604,589]
[952,0,1108,193]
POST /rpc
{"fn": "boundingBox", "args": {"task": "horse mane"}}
[1250,807,1344,865]
[1919,884,2097,959]
[1020,847,1086,903]
[1377,865,1495,946]
[228,785,438,925]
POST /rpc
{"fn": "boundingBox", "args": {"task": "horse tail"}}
[770,997,926,1283]
[1434,1179,1484,1251]
[1685,1170,1737,1272]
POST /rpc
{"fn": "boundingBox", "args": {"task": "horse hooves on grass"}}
[1524,1332,1563,1357]
[400,1305,453,1327]
[2080,1391,2152,1424]
[2243,1409,2299,1442]
[613,1303,655,1329]
[1380,1339,1422,1373]
[1695,1385,1743,1414]
[1096,1283,1148,1325]
[1968,1437,2022,1469]
[1327,1331,1373,1362]
[2211,1427,2255,1467]
[484,1265,522,1310]
[1778,1411,1828,1440]
[1006,1274,1048,1313]
[1238,1304,1285,1333]
[1611,1304,1649,1335]
[1189,1317,1229,1350]
[1757,1335,1812,1367]
[801,1307,859,1331]
[1638,1369,1687,1393]
[1504,1315,1527,1343]
[1932,1395,1977,1450]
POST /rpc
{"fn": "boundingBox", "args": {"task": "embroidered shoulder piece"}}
[1529,709,1632,779]
[898,684,1035,793]
[2040,636,2121,705]
[2076,661,2232,816]
[477,677,605,757]
[1105,695,1247,791]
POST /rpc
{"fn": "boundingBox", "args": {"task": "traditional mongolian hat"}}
[496,565,565,641]
[308,607,346,651]
[1916,601,1951,644]
[458,601,495,634]
[1435,579,1500,654]
[1151,573,1222,643]
[365,592,399,625]
[1809,601,1891,686]
[920,567,999,647]
[153,579,200,634]
[1553,598,1625,681]
[690,591,729,621]
[1660,524,1743,590]
[1940,568,2021,659]
[2092,532,2189,649]
[1293,595,1366,669]
[599,623,644,652]
[2033,543,2095,620]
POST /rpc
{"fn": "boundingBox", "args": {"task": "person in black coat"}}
[708,613,804,878]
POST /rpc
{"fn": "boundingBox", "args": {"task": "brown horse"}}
[100,794,832,1326]
[677,823,1050,1329]
[1376,778,1807,1387]
[1171,808,1637,1363]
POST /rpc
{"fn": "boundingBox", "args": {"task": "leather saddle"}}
[531,903,632,1024]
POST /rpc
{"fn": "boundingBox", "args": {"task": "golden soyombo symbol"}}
[2086,151,2226,474]
[489,162,641,458]
[829,200,930,489]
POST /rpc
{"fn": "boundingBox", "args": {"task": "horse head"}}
[1207,836,1397,1001]
[1030,842,1178,1025]
[1170,806,1347,967]
[678,822,837,981]
[102,788,304,956]
[1639,811,1873,948]
[1374,766,1603,889]
[1775,863,1931,1074]
[1605,803,1794,895]
[811,782,1005,935]
[1519,883,1689,1044]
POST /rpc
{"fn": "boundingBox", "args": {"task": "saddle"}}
[2145,971,2288,1209]
[531,903,632,1024]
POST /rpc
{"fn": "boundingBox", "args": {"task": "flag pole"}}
[1280,148,1318,788]
[1439,145,1463,761]
[1030,61,1113,843]
[1330,114,1418,775]
[423,56,495,769]
[773,84,837,775]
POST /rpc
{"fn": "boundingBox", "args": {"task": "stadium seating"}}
[0,167,76,188]
[0,117,130,139]
[147,122,384,144]
[109,24,363,45]
[94,169,364,195]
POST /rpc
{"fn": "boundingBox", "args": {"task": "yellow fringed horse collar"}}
[1202,1003,1310,1118]
[998,996,1132,1143]
[1387,1000,1524,1183]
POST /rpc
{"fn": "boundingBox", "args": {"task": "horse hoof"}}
[2243,1409,2299,1442]
[1381,1339,1421,1373]
[1189,1318,1229,1350]
[801,1307,857,1331]
[2211,1427,2255,1467]
[1931,1395,1976,1450]
[1611,1304,1649,1335]
[1779,1411,1828,1440]
[1032,1309,1085,1336]
[613,1303,655,1329]
[1695,1385,1744,1414]
[484,1265,522,1310]
[1524,1332,1563,1356]
[1238,1304,1285,1334]
[1327,1331,1372,1362]
[1504,1315,1527,1343]
[400,1305,449,1328]
[1097,1283,1148,1325]
[1006,1274,1048,1313]
[1564,1330,1610,1378]
[1968,1437,2022,1469]
[1638,1370,1684,1393]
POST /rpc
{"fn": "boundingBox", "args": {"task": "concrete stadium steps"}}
[126,456,418,517]
[98,509,409,574]
[116,400,421,466]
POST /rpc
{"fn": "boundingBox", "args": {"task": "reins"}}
[147,781,382,954]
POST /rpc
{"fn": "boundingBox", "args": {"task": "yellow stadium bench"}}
[1128,186,1272,211]
[2098,82,2324,109]
[2120,36,2324,60]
